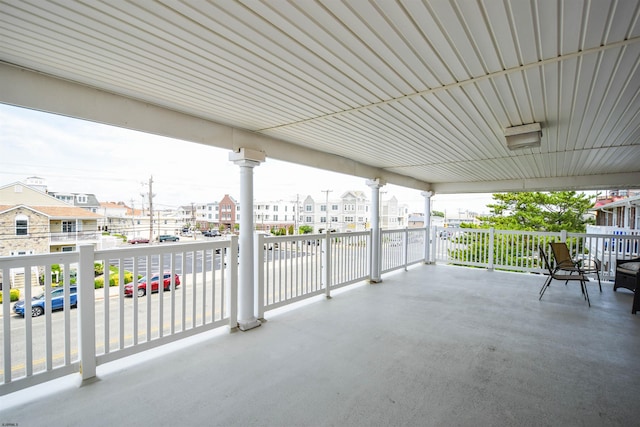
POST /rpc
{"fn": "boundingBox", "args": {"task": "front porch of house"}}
[2,263,638,426]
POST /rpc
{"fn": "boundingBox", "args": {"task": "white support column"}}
[78,244,96,381]
[367,178,385,283]
[229,148,265,331]
[421,191,433,264]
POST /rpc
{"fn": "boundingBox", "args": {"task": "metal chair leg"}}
[539,277,552,300]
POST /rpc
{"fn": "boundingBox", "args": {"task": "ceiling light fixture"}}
[504,123,542,150]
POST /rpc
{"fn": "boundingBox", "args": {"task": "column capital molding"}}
[421,191,434,198]
[229,147,265,167]
[366,178,386,189]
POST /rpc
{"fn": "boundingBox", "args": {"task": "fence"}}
[431,226,640,279]
[1,238,236,395]
[3,226,639,395]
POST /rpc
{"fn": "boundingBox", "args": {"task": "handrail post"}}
[228,235,238,330]
[422,191,433,264]
[255,233,265,320]
[324,231,332,299]
[560,230,567,242]
[78,244,96,382]
[488,228,495,271]
[403,227,409,271]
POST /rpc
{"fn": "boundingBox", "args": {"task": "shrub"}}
[0,288,20,303]
[299,225,313,234]
[94,270,134,288]
[94,276,104,289]
[94,262,104,277]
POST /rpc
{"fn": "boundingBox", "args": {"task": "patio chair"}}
[539,245,590,306]
[549,242,602,292]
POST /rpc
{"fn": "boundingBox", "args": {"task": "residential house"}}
[204,202,220,229]
[254,199,300,232]
[0,182,103,256]
[408,213,445,228]
[591,190,640,232]
[381,196,409,229]
[340,191,369,232]
[219,194,238,231]
[48,191,101,214]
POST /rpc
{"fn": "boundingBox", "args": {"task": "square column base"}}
[238,318,262,331]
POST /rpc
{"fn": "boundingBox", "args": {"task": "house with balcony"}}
[0,182,102,255]
[254,199,299,232]
[218,194,239,231]
[591,191,640,232]
[204,201,219,229]
[48,191,101,214]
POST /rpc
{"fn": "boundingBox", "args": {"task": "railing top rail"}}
[264,231,370,241]
[0,251,79,266]
[95,239,231,257]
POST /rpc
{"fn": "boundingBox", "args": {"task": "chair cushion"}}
[617,262,640,275]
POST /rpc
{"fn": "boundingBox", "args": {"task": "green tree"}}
[432,210,445,218]
[450,191,594,270]
[480,191,594,232]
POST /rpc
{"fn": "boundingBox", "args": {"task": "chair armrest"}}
[617,257,640,267]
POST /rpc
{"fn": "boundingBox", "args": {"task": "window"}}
[320,205,326,212]
[331,216,338,222]
[305,204,313,212]
[320,217,327,223]
[62,221,76,233]
[273,205,278,212]
[332,204,339,211]
[15,215,28,235]
[305,216,312,222]
[62,246,74,252]
[76,195,88,204]
[273,215,278,221]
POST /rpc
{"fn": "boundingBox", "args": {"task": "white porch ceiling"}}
[1,0,639,193]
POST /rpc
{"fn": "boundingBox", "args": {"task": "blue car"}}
[14,286,78,317]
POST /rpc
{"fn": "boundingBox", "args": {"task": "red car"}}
[128,237,150,244]
[124,273,180,297]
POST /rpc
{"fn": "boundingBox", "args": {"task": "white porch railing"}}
[1,238,237,396]
[2,226,640,395]
[431,226,640,279]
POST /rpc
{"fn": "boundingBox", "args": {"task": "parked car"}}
[14,286,78,317]
[203,229,221,237]
[128,237,150,244]
[159,235,179,242]
[124,273,181,297]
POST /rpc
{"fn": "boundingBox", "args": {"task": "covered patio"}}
[2,264,638,426]
[1,2,640,424]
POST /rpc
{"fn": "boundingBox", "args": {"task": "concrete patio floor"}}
[1,264,639,426]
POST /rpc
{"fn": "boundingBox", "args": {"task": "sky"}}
[0,103,494,215]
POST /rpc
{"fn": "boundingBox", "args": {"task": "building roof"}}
[593,195,640,210]
[0,205,103,219]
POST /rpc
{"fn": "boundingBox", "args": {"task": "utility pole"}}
[148,176,154,242]
[295,194,299,234]
[130,198,136,236]
[141,176,155,242]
